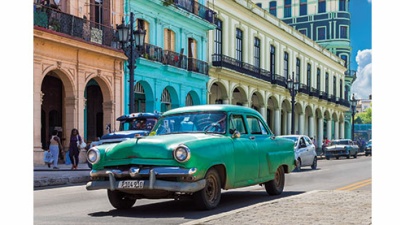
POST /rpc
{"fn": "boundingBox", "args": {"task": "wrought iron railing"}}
[167,0,216,24]
[33,3,117,48]
[188,58,209,75]
[141,43,208,75]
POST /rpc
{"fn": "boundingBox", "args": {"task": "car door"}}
[303,136,316,165]
[230,114,259,186]
[297,137,311,165]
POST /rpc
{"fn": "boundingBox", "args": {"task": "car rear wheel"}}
[295,159,302,171]
[353,152,358,158]
[265,166,285,195]
[193,168,221,210]
[107,189,136,209]
[311,157,317,170]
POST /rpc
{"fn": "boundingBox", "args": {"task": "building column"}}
[335,120,339,139]
[318,117,323,148]
[299,113,305,135]
[327,119,332,140]
[308,115,315,139]
[287,111,291,135]
[340,121,345,139]
[274,108,281,135]
[260,105,267,122]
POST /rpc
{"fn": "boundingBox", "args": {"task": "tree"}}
[354,105,372,124]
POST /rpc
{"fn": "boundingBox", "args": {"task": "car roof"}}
[117,112,160,121]
[277,135,306,138]
[162,104,262,116]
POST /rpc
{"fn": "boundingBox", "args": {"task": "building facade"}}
[33,0,126,164]
[206,0,351,148]
[125,0,215,114]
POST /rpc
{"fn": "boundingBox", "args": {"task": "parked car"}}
[86,105,296,210]
[324,139,359,160]
[90,112,160,148]
[87,112,160,168]
[365,139,372,156]
[278,135,317,171]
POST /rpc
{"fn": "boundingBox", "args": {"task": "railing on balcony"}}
[299,83,309,95]
[170,0,215,24]
[212,54,272,82]
[142,43,208,75]
[188,58,209,75]
[310,87,320,97]
[33,3,117,48]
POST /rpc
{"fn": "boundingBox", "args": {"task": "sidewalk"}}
[34,162,91,188]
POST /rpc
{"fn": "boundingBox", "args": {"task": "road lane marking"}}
[336,178,372,191]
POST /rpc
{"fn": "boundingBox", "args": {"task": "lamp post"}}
[116,12,146,113]
[287,72,299,134]
[350,93,357,141]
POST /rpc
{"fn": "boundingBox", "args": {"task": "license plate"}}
[118,180,145,189]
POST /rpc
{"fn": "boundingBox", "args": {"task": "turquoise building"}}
[123,0,216,113]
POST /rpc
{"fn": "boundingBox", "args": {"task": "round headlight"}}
[87,148,100,164]
[174,144,191,162]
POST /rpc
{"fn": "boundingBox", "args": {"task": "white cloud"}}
[352,49,372,99]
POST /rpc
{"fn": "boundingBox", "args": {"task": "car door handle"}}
[249,136,255,140]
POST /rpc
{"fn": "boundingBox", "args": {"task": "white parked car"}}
[277,135,318,171]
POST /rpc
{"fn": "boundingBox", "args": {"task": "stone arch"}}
[208,80,229,104]
[231,85,247,106]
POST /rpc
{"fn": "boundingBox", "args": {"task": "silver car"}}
[278,135,318,171]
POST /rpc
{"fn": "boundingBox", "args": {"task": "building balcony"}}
[211,53,348,107]
[33,3,117,49]
[142,43,209,76]
[165,0,216,24]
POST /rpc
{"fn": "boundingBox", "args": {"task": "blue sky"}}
[349,0,372,100]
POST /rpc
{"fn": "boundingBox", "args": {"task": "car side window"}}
[304,136,312,145]
[229,114,247,134]
[247,116,262,134]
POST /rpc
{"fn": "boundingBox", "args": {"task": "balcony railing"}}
[212,54,272,82]
[141,43,209,75]
[168,0,216,24]
[211,53,348,107]
[33,3,117,48]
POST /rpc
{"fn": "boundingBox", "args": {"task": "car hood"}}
[100,130,149,140]
[101,133,224,162]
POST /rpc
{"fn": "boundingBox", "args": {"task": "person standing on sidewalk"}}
[68,128,82,170]
[48,130,62,169]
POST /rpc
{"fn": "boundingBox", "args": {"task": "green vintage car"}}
[86,105,296,210]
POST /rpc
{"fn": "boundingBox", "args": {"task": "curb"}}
[34,175,90,187]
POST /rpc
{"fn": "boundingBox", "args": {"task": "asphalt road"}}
[33,156,371,225]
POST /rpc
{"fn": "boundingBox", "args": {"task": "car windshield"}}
[331,140,349,145]
[119,118,158,131]
[153,112,227,135]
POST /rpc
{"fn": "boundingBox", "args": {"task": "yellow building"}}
[33,0,126,164]
[207,0,350,148]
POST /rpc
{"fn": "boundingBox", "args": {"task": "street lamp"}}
[116,12,146,113]
[287,72,299,134]
[350,93,357,141]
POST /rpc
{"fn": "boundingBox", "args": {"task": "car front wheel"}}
[107,189,136,209]
[265,166,285,195]
[193,168,221,210]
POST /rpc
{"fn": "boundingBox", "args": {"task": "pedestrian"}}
[68,128,83,170]
[48,130,63,169]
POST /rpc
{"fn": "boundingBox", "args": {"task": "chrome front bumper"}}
[86,166,206,193]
